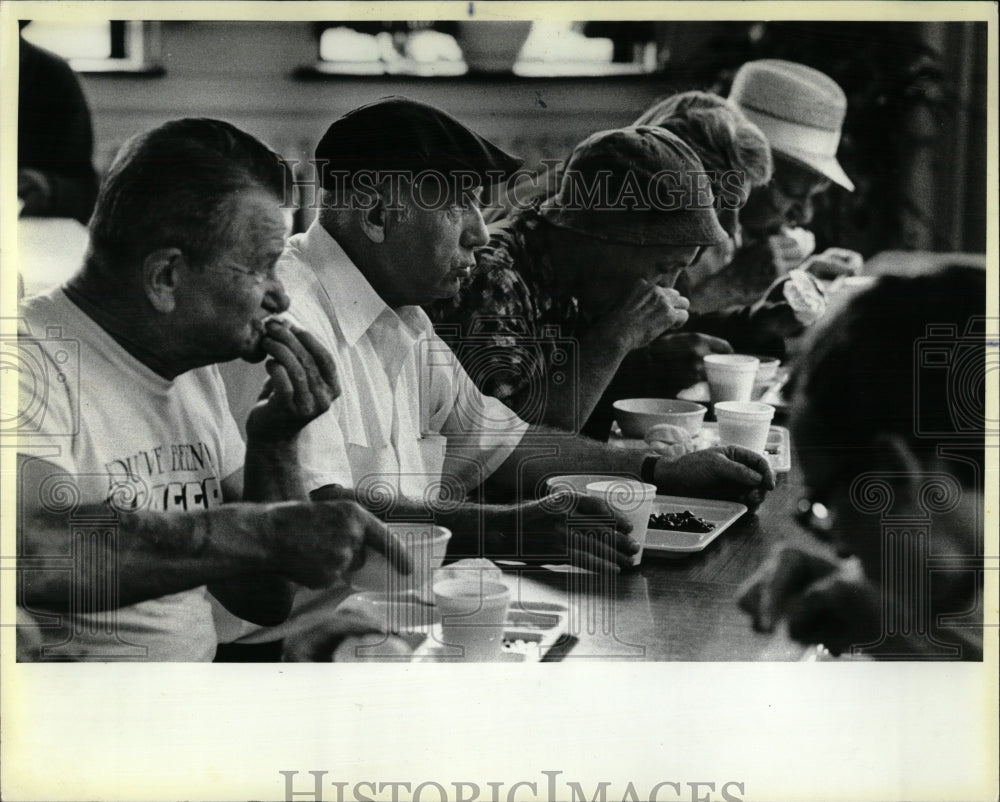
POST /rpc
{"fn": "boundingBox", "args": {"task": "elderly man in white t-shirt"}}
[16,118,409,661]
[279,98,776,573]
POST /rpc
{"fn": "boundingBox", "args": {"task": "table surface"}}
[504,463,812,662]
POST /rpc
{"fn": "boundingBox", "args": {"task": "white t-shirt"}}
[17,288,246,661]
[276,221,529,503]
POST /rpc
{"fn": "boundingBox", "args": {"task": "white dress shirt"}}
[278,221,529,504]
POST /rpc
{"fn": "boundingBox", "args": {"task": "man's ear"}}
[357,195,387,244]
[142,248,184,313]
[871,432,926,505]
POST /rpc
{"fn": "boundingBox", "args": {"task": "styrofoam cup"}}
[585,479,658,566]
[714,401,775,453]
[350,524,451,599]
[433,578,511,661]
[704,354,760,403]
[545,474,620,496]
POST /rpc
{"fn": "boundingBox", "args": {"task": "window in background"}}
[312,21,660,77]
[20,21,161,73]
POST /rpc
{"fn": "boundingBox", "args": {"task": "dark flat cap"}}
[315,96,522,188]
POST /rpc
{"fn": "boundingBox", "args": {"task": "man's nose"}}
[264,277,291,314]
[655,268,682,289]
[789,198,815,227]
[461,206,490,249]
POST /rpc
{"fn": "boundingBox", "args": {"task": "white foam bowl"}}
[613,398,708,438]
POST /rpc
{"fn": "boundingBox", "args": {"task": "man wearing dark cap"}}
[279,98,775,575]
[429,124,734,438]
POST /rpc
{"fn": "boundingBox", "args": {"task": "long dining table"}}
[500,459,816,662]
[240,451,816,662]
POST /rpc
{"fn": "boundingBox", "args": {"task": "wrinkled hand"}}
[594,279,690,352]
[495,494,640,574]
[803,248,863,280]
[648,331,734,388]
[18,169,52,216]
[246,319,340,442]
[644,423,696,460]
[738,546,880,655]
[282,605,413,662]
[748,269,828,340]
[268,500,412,588]
[654,445,775,509]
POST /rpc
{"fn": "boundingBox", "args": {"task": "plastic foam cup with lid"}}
[714,401,776,453]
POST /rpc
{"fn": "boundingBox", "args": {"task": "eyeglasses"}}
[215,262,276,286]
[769,173,831,206]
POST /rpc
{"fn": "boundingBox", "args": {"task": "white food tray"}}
[416,600,570,663]
[644,495,748,557]
[609,421,791,473]
[353,596,571,662]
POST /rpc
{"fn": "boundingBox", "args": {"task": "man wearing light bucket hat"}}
[689,59,863,315]
[733,58,855,192]
[430,125,731,436]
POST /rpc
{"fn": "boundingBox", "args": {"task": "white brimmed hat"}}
[729,59,855,191]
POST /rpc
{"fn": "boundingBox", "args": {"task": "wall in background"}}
[76,21,987,252]
[79,21,669,225]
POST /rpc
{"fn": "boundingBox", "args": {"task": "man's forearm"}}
[539,333,630,432]
[310,484,510,560]
[243,438,307,502]
[221,438,304,624]
[489,428,644,497]
[21,503,274,613]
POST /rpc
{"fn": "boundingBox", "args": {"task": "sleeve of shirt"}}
[294,405,355,493]
[428,329,530,487]
[15,331,78,475]
[277,280,356,494]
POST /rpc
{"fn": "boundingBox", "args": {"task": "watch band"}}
[641,454,660,485]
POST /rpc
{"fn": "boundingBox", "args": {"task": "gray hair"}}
[87,118,290,274]
[635,90,773,189]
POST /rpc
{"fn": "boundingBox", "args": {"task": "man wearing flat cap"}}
[688,59,862,317]
[431,124,735,439]
[279,97,775,575]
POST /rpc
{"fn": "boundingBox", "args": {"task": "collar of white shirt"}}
[298,220,425,347]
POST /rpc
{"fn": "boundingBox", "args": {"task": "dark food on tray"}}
[648,510,716,533]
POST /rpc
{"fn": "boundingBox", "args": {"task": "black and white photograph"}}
[1,2,997,801]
